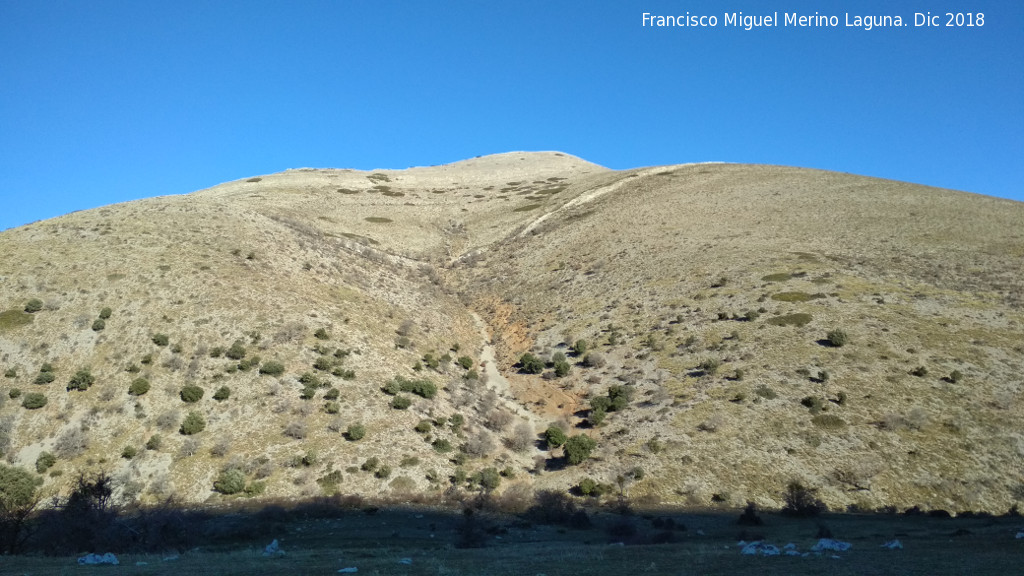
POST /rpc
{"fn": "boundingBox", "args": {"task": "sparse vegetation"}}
[128,378,150,396]
[826,329,850,347]
[180,411,206,435]
[67,369,95,392]
[180,384,204,403]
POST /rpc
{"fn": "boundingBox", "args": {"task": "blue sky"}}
[1,1,1021,230]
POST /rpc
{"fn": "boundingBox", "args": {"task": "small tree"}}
[781,481,826,517]
[180,411,206,435]
[519,353,545,374]
[554,360,571,377]
[0,465,43,553]
[564,435,597,465]
[128,378,150,396]
[544,426,567,448]
[213,468,246,495]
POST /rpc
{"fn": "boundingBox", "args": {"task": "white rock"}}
[77,553,119,565]
[1016,532,1024,539]
[811,538,852,552]
[783,543,797,550]
[882,539,903,549]
[398,558,412,565]
[338,568,358,574]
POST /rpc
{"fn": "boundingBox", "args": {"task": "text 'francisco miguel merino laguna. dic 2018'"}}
[641,11,985,31]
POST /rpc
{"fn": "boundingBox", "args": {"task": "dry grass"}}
[0,153,1021,518]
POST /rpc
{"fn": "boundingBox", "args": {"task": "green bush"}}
[432,438,452,453]
[213,386,230,401]
[415,420,432,433]
[24,299,43,313]
[152,333,169,347]
[826,329,849,347]
[910,366,929,377]
[121,446,137,459]
[564,435,597,465]
[450,413,465,433]
[699,358,721,376]
[391,395,412,410]
[3,368,15,378]
[608,385,632,411]
[382,376,436,399]
[811,414,847,430]
[225,340,246,360]
[209,346,224,358]
[471,467,501,492]
[554,360,571,377]
[140,354,153,365]
[457,356,474,370]
[99,307,112,320]
[67,369,95,392]
[324,388,340,400]
[375,465,392,479]
[214,468,246,495]
[314,328,330,340]
[180,385,204,403]
[91,319,105,332]
[361,457,380,472]
[578,477,606,497]
[35,452,56,473]
[588,408,606,427]
[766,313,813,327]
[572,339,588,356]
[259,361,285,376]
[180,411,206,435]
[146,435,162,450]
[518,353,545,374]
[8,388,21,399]
[34,371,55,385]
[128,378,150,396]
[346,423,366,441]
[544,426,567,448]
[313,357,332,371]
[948,369,964,383]
[324,401,340,414]
[22,392,47,409]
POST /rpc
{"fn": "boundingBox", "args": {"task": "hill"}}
[1,152,1022,515]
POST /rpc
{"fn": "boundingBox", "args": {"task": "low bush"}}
[518,353,545,374]
[259,361,285,376]
[35,451,56,473]
[826,329,849,347]
[544,426,567,448]
[564,435,597,465]
[99,307,112,320]
[213,386,230,401]
[67,369,94,392]
[225,340,246,360]
[8,388,21,399]
[766,313,813,327]
[121,446,137,459]
[382,376,437,399]
[314,328,330,340]
[781,482,826,517]
[391,395,412,410]
[24,299,43,313]
[91,319,105,332]
[214,469,246,495]
[152,333,170,347]
[457,356,474,370]
[128,378,150,396]
[180,411,206,435]
[346,423,366,441]
[180,385,204,403]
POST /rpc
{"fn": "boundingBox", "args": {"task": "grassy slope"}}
[1,155,1022,516]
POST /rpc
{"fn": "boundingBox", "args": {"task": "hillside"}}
[1,152,1022,515]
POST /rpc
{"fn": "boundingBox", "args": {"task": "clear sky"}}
[1,1,1021,231]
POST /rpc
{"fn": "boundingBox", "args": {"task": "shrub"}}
[213,386,230,401]
[66,369,95,392]
[450,413,465,433]
[145,435,162,450]
[140,354,152,365]
[3,368,15,379]
[152,333,169,347]
[180,385,204,403]
[128,378,150,396]
[519,353,545,374]
[214,469,246,495]
[313,357,332,371]
[259,361,285,376]
[564,435,597,465]
[781,481,826,517]
[314,328,330,340]
[33,371,54,385]
[121,446,137,459]
[544,426,567,448]
[766,313,813,327]
[471,467,501,492]
[180,411,206,435]
[23,299,44,313]
[910,366,929,377]
[553,360,571,377]
[91,319,105,332]
[375,465,392,479]
[415,420,432,433]
[22,393,47,409]
[382,376,437,399]
[457,356,474,370]
[948,369,964,383]
[35,452,56,473]
[588,408,606,427]
[391,395,412,410]
[225,340,246,360]
[8,388,21,399]
[812,414,847,430]
[346,423,366,441]
[698,358,721,376]
[582,352,606,368]
[608,385,632,411]
[98,307,112,320]
[826,329,849,347]
[283,421,308,439]
[432,438,452,453]
[572,339,588,356]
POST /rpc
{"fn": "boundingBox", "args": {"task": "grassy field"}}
[3,501,1022,575]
